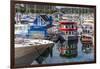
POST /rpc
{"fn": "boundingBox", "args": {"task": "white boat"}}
[81,18,94,43]
[21,16,35,23]
[15,39,54,66]
[15,13,35,24]
[14,23,54,66]
[15,24,29,35]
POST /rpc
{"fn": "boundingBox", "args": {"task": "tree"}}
[30,8,34,13]
[20,8,25,13]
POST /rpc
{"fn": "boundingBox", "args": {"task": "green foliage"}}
[16,7,25,13]
[30,8,34,13]
[20,8,26,13]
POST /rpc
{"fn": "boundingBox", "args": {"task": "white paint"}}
[15,24,29,35]
[15,39,54,58]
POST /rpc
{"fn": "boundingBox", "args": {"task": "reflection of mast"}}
[57,7,61,20]
[49,5,50,14]
[79,8,82,25]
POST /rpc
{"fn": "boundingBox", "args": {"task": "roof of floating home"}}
[82,23,94,26]
[59,21,77,24]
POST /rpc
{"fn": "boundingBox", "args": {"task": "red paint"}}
[82,41,92,43]
[59,28,77,31]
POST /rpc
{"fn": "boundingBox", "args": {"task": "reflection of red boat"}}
[81,34,92,43]
[58,40,78,58]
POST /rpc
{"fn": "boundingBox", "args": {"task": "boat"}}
[15,13,35,24]
[14,15,54,67]
[15,24,29,36]
[59,21,78,40]
[28,14,54,38]
[59,14,78,40]
[21,15,35,23]
[81,18,94,43]
[57,14,79,57]
[15,38,54,67]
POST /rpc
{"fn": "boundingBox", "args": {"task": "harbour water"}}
[31,37,94,64]
[14,3,95,66]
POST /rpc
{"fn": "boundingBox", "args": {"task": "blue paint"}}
[28,15,53,37]
[48,16,53,26]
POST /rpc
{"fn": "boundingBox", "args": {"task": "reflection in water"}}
[35,48,50,64]
[31,38,94,64]
[82,43,93,53]
[64,40,78,58]
[59,39,78,58]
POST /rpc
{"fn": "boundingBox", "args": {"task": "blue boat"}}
[28,15,53,38]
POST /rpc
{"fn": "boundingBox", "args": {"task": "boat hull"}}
[15,43,54,67]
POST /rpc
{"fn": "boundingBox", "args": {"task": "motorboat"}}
[15,38,54,67]
[81,19,94,43]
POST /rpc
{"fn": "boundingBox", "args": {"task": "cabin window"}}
[69,31,71,35]
[85,30,87,33]
[72,31,74,35]
[72,25,74,28]
[87,30,90,33]
[90,26,92,29]
[66,25,68,28]
[83,30,86,33]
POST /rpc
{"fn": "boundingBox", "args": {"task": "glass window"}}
[66,25,68,28]
[69,31,71,35]
[72,25,74,28]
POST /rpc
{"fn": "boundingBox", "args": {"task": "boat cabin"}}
[28,15,53,38]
